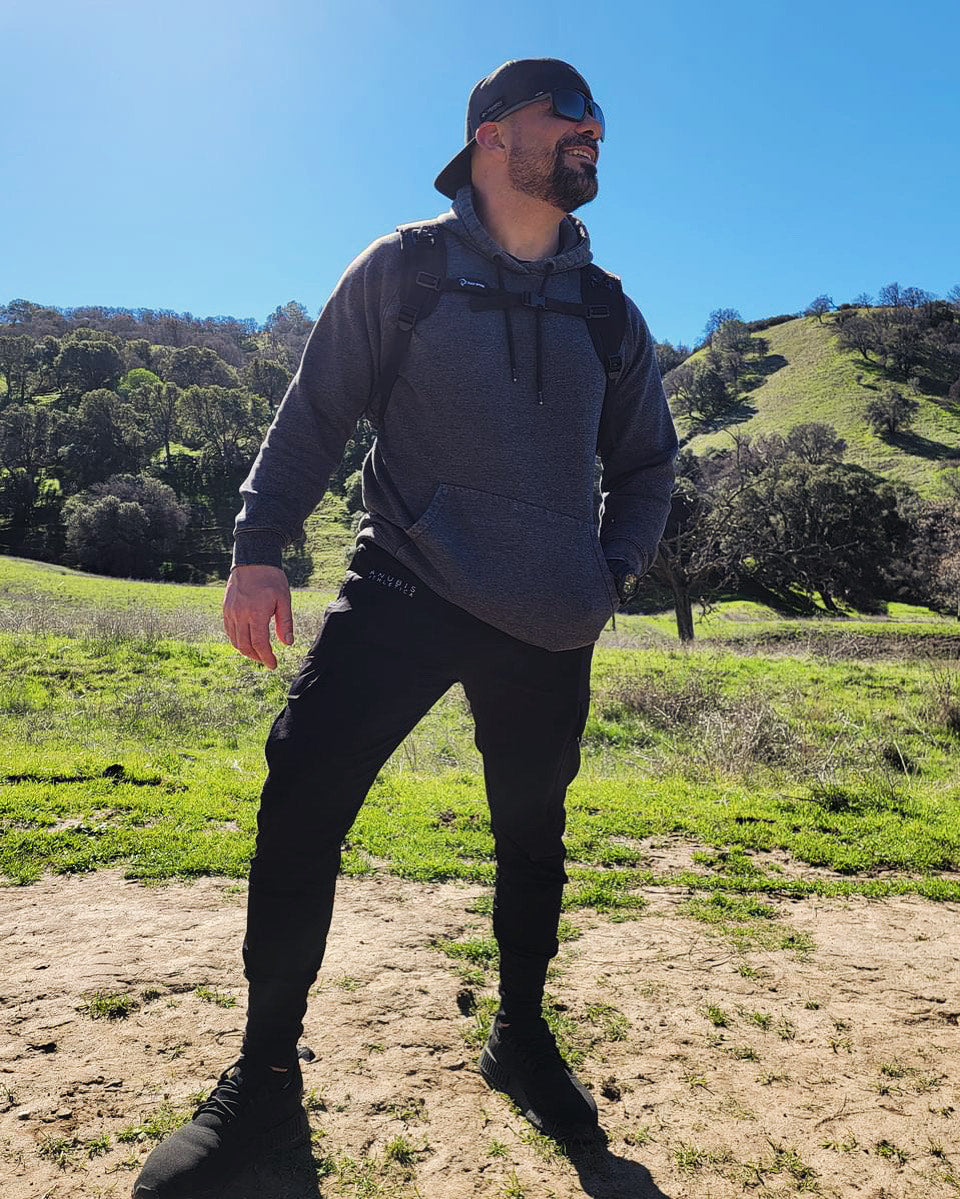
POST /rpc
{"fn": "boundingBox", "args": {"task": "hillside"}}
[675,315,960,494]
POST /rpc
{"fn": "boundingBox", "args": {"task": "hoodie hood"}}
[437,184,594,275]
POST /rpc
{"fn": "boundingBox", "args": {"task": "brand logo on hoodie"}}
[458,277,487,290]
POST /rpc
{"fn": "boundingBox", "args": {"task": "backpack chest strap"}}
[467,287,611,320]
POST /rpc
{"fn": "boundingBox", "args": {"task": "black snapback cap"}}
[434,58,595,200]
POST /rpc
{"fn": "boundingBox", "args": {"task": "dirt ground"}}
[2,860,959,1199]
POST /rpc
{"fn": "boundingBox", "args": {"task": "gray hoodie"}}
[233,184,678,651]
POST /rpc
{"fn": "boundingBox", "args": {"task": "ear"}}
[474,121,508,154]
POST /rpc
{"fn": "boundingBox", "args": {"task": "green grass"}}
[0,553,336,642]
[117,1101,193,1144]
[1,558,959,910]
[79,990,140,1020]
[302,491,360,589]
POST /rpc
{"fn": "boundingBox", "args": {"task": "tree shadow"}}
[887,430,960,460]
[565,1128,673,1198]
[741,352,788,390]
[679,398,758,446]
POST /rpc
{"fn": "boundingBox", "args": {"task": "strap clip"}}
[587,304,611,319]
[415,271,441,291]
[522,291,547,309]
[397,303,418,332]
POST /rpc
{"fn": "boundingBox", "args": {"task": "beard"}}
[506,134,598,213]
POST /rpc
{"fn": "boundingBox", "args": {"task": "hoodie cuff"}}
[231,531,285,570]
[602,540,649,579]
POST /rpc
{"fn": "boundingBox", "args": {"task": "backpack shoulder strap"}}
[580,264,627,386]
[372,221,446,427]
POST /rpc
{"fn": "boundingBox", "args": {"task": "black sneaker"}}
[132,1055,309,1198]
[479,1015,599,1142]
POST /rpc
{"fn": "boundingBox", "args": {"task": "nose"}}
[575,113,602,145]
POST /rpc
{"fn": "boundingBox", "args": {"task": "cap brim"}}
[434,142,474,199]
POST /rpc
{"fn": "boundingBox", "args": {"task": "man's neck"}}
[471,184,563,261]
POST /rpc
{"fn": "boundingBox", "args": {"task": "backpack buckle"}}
[415,271,441,291]
[397,303,419,332]
[587,304,611,318]
[606,353,624,377]
[522,291,547,309]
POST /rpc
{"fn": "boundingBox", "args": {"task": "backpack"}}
[371,220,627,427]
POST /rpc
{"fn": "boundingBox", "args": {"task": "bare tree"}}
[805,295,834,323]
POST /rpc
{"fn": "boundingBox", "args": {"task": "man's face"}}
[503,95,601,213]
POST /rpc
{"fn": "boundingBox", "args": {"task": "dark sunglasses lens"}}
[552,89,586,120]
[553,90,605,140]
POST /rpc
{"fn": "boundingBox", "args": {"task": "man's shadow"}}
[566,1128,672,1199]
[226,1139,321,1198]
[222,1122,672,1199]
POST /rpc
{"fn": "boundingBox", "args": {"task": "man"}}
[134,58,677,1198]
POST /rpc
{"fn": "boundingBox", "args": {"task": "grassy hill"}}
[676,315,960,495]
[302,492,357,589]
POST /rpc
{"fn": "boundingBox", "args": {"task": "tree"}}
[702,308,742,344]
[836,314,877,361]
[0,468,63,559]
[264,301,314,368]
[851,292,873,308]
[0,335,39,405]
[63,473,190,578]
[330,416,376,494]
[177,385,267,472]
[936,549,960,619]
[783,422,847,464]
[805,295,834,323]
[165,346,238,390]
[878,282,904,308]
[654,340,691,376]
[691,362,730,421]
[0,402,56,477]
[889,495,960,613]
[54,338,124,398]
[54,389,144,488]
[120,370,182,467]
[663,361,730,426]
[864,387,919,437]
[242,358,292,407]
[649,451,736,641]
[724,455,905,611]
[902,287,936,309]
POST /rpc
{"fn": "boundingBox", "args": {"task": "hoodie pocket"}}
[402,483,615,650]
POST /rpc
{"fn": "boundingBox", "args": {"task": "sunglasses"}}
[481,89,606,141]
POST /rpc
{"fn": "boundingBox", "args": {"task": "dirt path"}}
[1,869,958,1198]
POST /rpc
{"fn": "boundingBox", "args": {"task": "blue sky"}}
[2,0,957,347]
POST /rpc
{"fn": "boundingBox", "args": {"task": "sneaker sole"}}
[478,1046,598,1143]
[132,1106,311,1199]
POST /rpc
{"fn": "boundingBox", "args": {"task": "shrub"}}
[63,472,189,577]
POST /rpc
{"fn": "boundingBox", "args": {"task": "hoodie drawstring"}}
[535,261,555,406]
[494,257,518,385]
[492,253,556,405]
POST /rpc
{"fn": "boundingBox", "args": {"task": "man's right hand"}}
[223,564,294,670]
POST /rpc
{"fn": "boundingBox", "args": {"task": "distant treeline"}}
[0,299,367,582]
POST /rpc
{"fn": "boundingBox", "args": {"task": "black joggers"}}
[241,541,594,1066]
